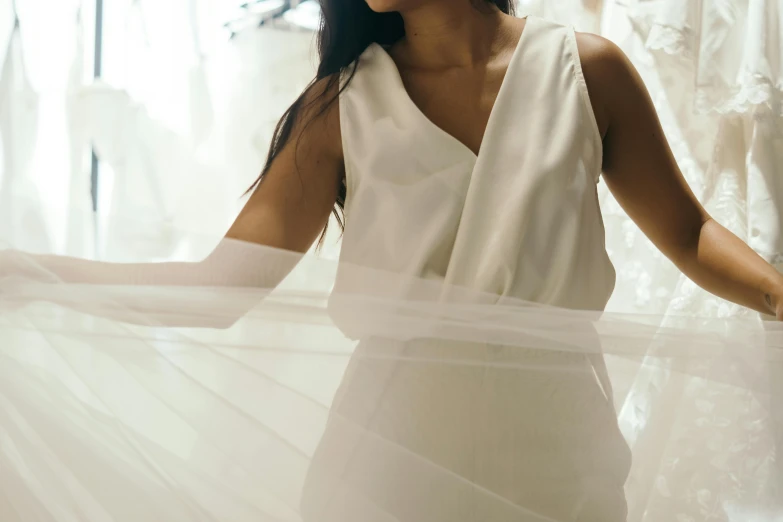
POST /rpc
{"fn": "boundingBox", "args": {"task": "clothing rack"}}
[90,0,103,213]
[224,0,319,37]
[225,1,289,37]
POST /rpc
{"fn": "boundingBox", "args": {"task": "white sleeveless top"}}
[307,19,631,522]
[336,16,616,312]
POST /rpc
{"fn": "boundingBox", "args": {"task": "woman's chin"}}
[365,0,417,14]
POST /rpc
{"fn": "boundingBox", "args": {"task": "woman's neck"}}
[393,1,510,70]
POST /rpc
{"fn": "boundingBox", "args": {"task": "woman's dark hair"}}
[246,0,517,249]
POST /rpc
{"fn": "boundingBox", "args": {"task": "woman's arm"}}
[2,77,345,327]
[577,34,783,319]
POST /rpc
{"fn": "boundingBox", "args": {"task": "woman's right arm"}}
[2,78,345,327]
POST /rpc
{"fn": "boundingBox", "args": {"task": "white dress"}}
[303,16,631,522]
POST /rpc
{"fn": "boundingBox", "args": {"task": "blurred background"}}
[0,0,781,318]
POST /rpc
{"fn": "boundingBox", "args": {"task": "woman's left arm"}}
[577,33,783,319]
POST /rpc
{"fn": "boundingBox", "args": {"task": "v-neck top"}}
[336,16,615,312]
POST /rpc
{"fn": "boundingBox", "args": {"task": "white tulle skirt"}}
[1,222,781,522]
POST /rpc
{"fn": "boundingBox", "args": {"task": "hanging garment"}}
[518,0,605,32]
[625,0,782,117]
[0,15,46,252]
[593,3,783,519]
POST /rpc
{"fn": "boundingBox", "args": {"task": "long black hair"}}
[246,0,517,248]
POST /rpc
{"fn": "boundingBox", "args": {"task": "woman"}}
[1,1,782,521]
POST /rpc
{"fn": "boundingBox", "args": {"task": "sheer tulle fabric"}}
[0,224,781,522]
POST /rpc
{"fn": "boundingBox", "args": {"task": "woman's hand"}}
[766,289,783,321]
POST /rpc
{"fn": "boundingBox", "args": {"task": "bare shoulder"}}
[573,32,645,137]
[294,73,344,163]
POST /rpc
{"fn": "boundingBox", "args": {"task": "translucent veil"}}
[0,212,781,522]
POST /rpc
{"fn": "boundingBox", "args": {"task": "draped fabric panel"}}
[1,226,782,522]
